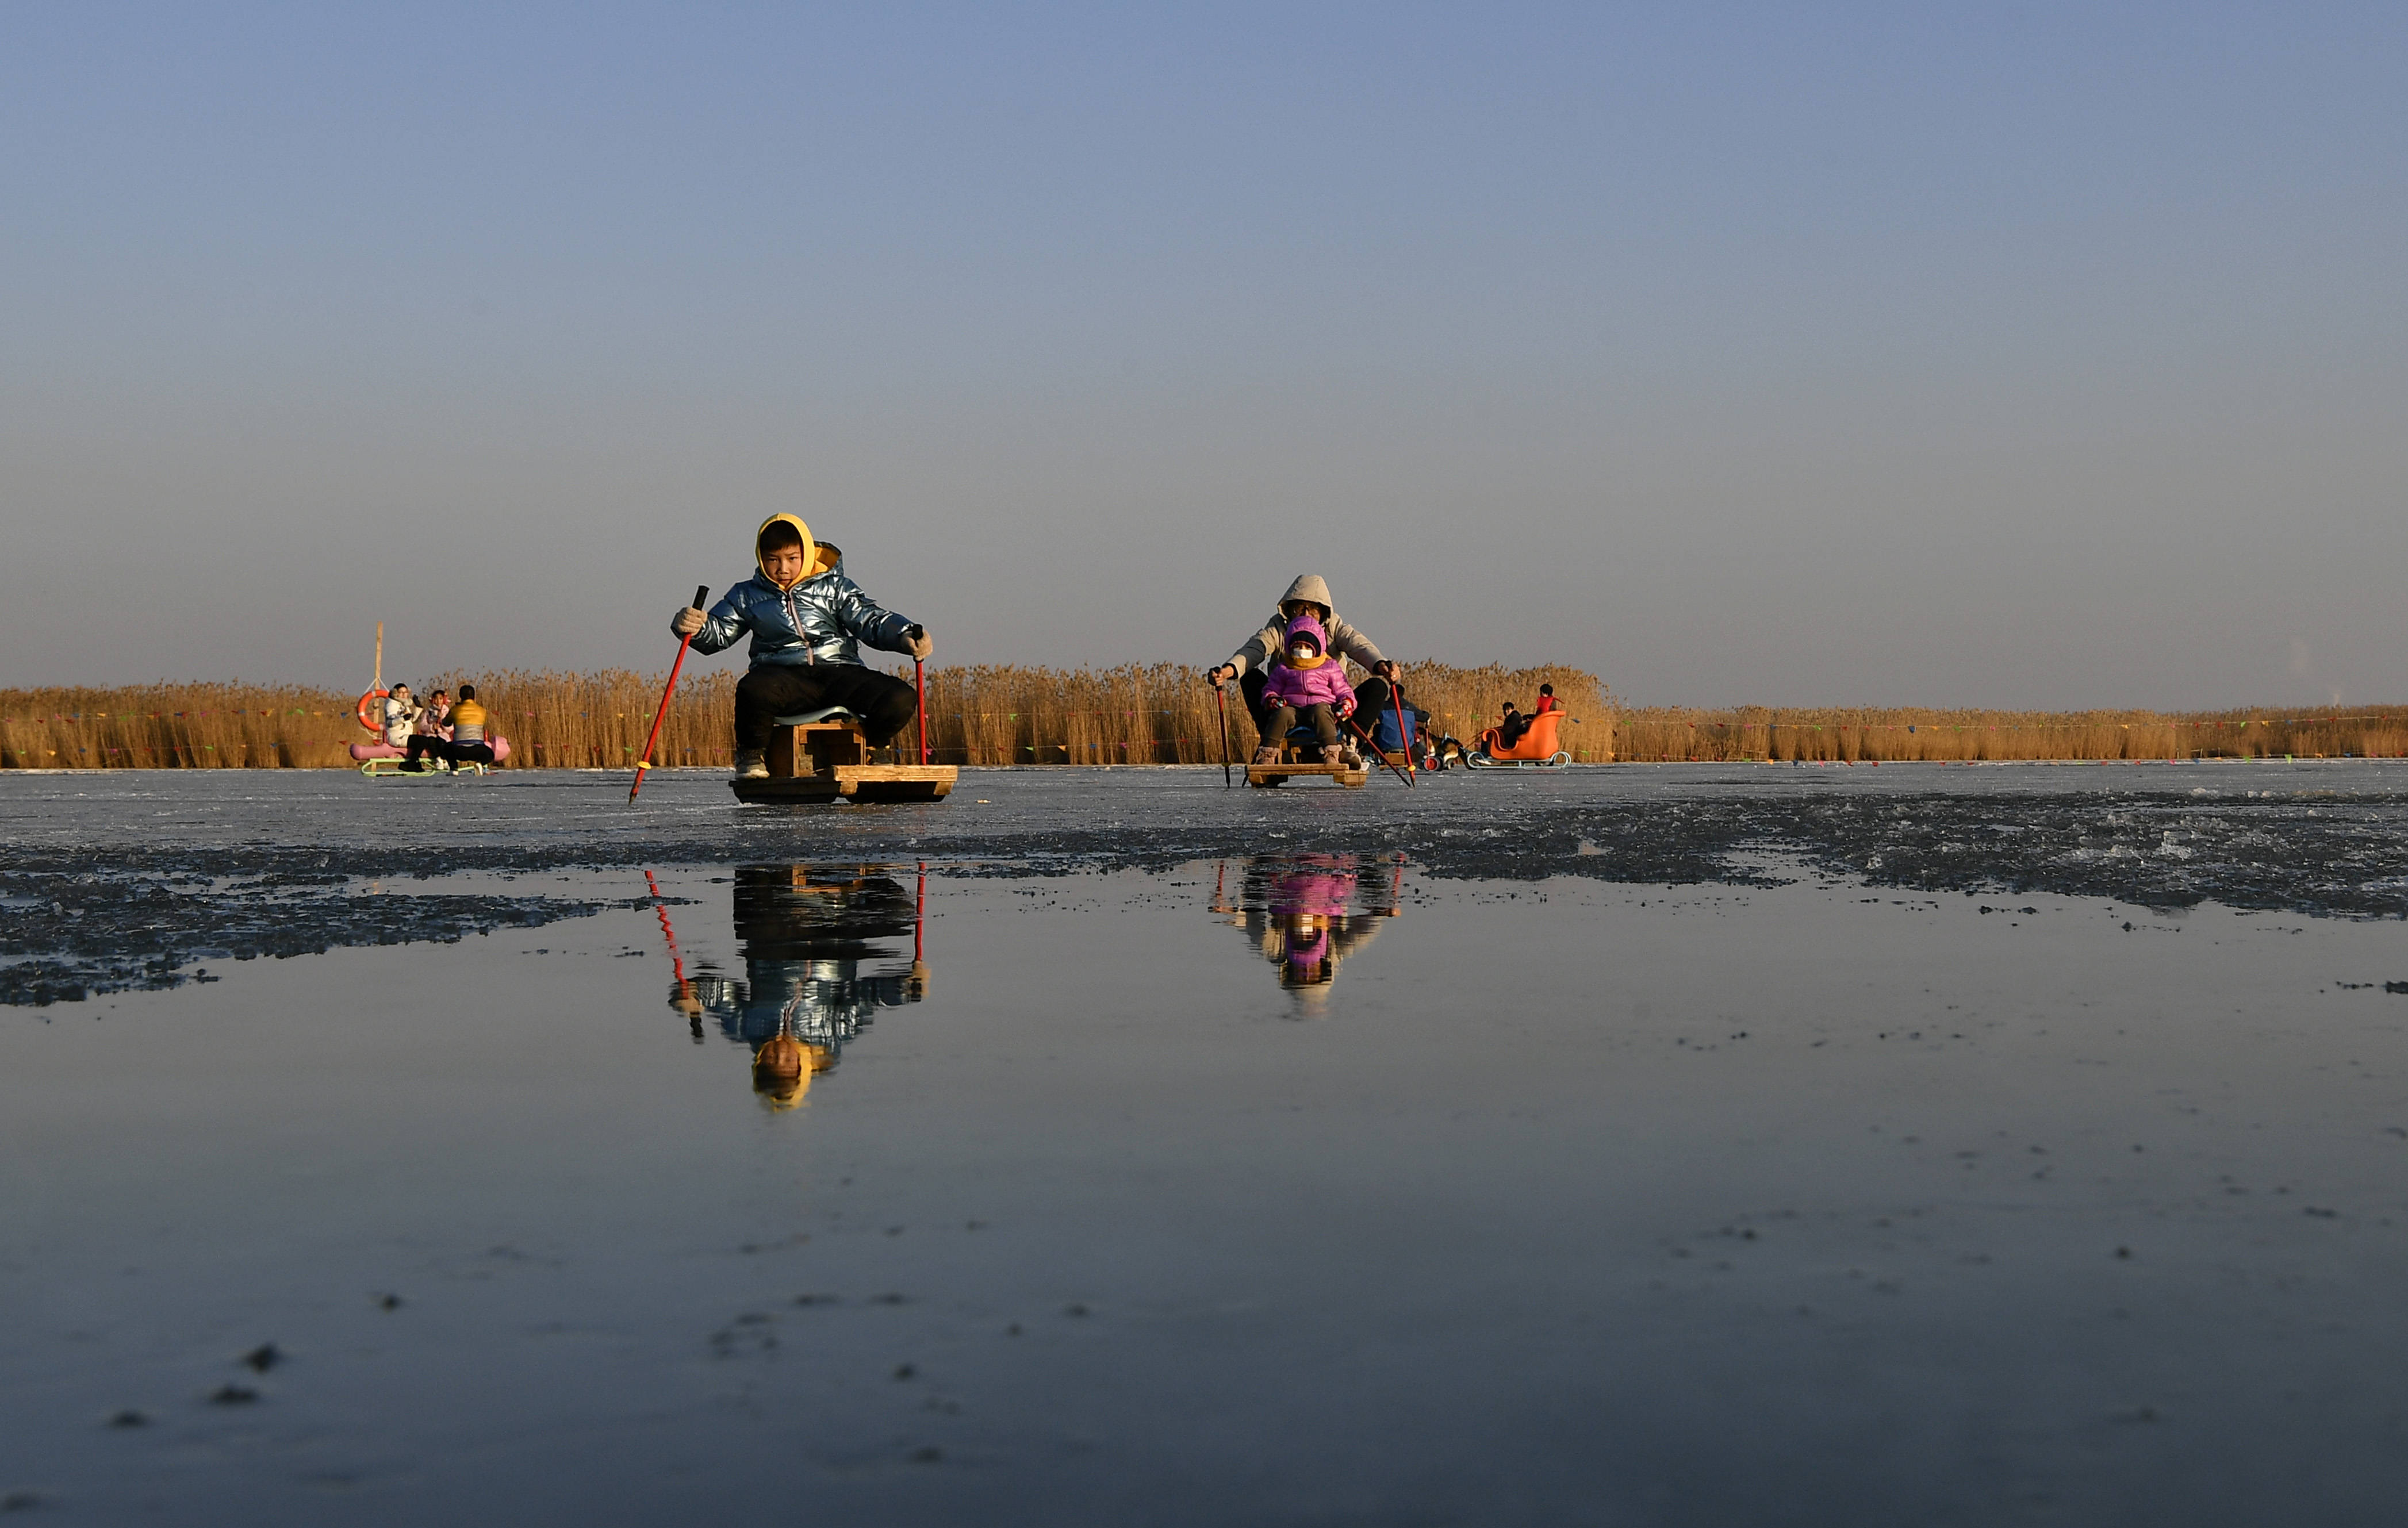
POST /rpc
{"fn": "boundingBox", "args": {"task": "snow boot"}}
[735,749,769,780]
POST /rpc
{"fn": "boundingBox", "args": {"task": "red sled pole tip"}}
[630,584,709,807]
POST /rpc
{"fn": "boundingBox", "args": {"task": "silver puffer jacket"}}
[690,544,918,669]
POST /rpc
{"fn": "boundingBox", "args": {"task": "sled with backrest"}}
[1466,709,1574,769]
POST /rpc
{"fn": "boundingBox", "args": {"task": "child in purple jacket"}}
[1252,614,1358,765]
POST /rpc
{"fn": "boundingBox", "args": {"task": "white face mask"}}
[1289,643,1316,661]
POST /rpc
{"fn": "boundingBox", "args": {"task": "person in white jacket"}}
[378,684,421,748]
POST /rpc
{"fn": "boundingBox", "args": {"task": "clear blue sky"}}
[3,3,2401,707]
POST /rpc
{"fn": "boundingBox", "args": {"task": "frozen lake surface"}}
[5,765,2407,1523]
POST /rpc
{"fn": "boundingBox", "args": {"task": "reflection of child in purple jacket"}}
[1253,615,1356,765]
[1267,857,1358,999]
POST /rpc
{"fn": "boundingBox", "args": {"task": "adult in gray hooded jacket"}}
[1209,574,1399,745]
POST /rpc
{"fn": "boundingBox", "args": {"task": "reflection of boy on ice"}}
[670,515,934,780]
[677,865,929,1109]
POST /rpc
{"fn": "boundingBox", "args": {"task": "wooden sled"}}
[1246,735,1369,789]
[354,735,511,778]
[360,757,494,779]
[730,706,957,805]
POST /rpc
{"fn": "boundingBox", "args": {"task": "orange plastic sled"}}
[1467,710,1572,768]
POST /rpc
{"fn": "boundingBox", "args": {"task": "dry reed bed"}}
[1617,706,2408,763]
[0,665,1611,770]
[7,674,2403,770]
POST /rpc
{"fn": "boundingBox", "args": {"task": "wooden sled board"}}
[359,759,490,779]
[1245,762,1369,789]
[730,763,957,805]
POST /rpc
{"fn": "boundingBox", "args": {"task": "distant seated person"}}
[415,688,453,740]
[378,683,420,748]
[402,684,494,771]
[1532,683,1560,716]
[670,514,934,780]
[1493,701,1532,753]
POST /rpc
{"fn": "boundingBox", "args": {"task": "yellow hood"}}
[756,514,836,590]
[753,1034,813,1111]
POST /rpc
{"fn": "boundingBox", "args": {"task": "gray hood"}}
[1280,574,1333,615]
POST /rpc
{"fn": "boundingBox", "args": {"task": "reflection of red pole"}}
[646,869,702,1038]
[631,585,710,805]
[646,870,689,981]
[916,659,928,765]
[915,861,926,963]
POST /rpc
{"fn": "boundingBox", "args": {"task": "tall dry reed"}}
[421,669,739,770]
[1615,705,2408,763]
[0,683,361,770]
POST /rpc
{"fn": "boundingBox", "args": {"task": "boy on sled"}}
[670,515,935,779]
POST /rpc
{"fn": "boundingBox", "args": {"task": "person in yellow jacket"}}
[401,684,494,772]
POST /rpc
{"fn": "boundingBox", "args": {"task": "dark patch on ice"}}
[0,855,608,1007]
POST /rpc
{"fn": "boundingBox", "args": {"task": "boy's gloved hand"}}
[1209,663,1238,687]
[906,625,934,661]
[672,605,706,638]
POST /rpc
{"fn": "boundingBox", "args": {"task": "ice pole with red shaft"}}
[916,656,928,765]
[1389,670,1416,782]
[1214,675,1234,787]
[629,585,710,806]
[1344,708,1416,786]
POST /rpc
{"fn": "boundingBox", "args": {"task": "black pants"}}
[1243,670,1391,738]
[735,663,918,750]
[405,735,495,766]
[1267,703,1340,750]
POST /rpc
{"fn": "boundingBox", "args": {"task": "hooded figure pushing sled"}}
[1210,574,1404,789]
[671,515,956,804]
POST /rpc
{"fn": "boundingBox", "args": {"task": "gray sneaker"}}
[734,750,769,780]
